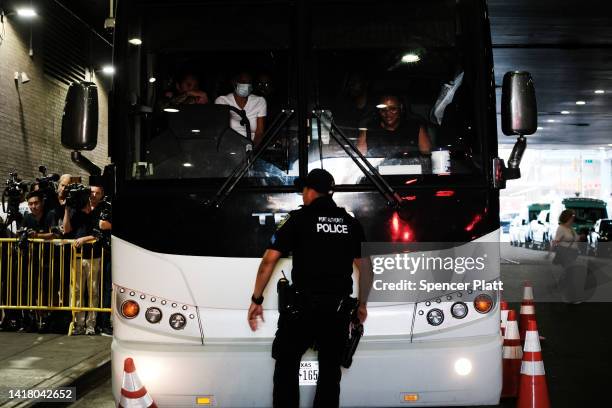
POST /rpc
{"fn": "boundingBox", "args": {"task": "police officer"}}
[247,169,372,408]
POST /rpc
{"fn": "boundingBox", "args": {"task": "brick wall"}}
[0,16,110,184]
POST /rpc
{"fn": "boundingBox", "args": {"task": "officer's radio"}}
[277,270,292,312]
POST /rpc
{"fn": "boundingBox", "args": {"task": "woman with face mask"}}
[215,72,267,145]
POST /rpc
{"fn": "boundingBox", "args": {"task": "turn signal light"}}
[473,294,493,314]
[402,393,419,402]
[121,300,140,319]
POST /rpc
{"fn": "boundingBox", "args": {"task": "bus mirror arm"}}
[71,151,102,176]
[504,135,526,180]
[204,109,294,210]
[313,111,403,209]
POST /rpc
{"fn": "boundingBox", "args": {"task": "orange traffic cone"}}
[517,320,550,408]
[500,300,509,337]
[519,282,535,342]
[118,358,157,408]
[501,310,522,398]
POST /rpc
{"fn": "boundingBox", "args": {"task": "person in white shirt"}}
[215,72,267,145]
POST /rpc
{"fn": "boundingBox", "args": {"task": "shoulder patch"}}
[276,213,291,230]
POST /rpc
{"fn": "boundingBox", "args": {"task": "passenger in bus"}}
[215,71,267,145]
[357,94,432,156]
[160,71,209,108]
[331,72,377,137]
[254,72,280,120]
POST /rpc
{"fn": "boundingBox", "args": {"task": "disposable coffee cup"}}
[431,148,451,174]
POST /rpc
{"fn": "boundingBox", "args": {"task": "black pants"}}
[272,297,350,408]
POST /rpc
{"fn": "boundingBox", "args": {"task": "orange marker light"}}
[121,300,140,319]
[473,294,493,314]
[402,393,419,402]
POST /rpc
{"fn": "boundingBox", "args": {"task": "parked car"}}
[525,203,549,246]
[509,215,529,246]
[587,219,612,257]
[530,210,551,250]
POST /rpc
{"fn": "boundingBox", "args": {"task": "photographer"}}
[91,185,112,336]
[63,183,102,335]
[20,191,56,332]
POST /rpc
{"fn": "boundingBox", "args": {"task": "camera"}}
[36,165,61,212]
[64,183,91,210]
[2,172,28,221]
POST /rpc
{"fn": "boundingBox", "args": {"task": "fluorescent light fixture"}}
[101,65,115,75]
[183,163,193,167]
[191,129,200,133]
[575,101,586,105]
[376,104,387,109]
[608,144,612,147]
[594,90,605,94]
[537,126,543,130]
[401,53,420,63]
[561,110,570,115]
[128,38,143,45]
[598,147,606,150]
[546,119,556,123]
[149,77,156,83]
[163,108,179,113]
[16,8,37,17]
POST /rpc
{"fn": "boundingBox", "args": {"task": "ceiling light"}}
[16,8,37,18]
[191,129,200,133]
[537,126,543,130]
[128,38,143,45]
[149,77,156,83]
[575,101,586,105]
[608,144,612,147]
[183,163,193,167]
[547,119,556,123]
[594,90,605,94]
[376,104,387,109]
[598,147,606,150]
[163,108,179,113]
[401,53,420,63]
[561,110,570,115]
[101,65,115,75]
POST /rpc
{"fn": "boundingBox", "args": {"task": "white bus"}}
[60,0,536,406]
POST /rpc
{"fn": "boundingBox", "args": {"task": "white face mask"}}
[235,82,253,98]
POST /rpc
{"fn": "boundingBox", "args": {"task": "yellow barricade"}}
[0,238,111,315]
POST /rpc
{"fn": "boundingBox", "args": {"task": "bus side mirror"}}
[61,82,102,176]
[61,82,99,150]
[501,71,537,136]
[498,71,537,182]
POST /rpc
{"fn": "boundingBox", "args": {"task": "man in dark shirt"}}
[357,94,432,157]
[247,169,372,408]
[63,185,103,335]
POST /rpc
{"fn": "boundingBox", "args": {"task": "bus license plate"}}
[299,361,319,386]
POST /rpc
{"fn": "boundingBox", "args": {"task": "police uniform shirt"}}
[268,196,366,296]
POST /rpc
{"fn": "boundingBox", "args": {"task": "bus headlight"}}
[145,307,163,324]
[451,302,468,319]
[454,358,472,376]
[426,308,444,326]
[169,313,187,330]
[121,300,140,319]
[473,294,493,313]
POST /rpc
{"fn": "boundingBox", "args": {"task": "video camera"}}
[35,166,61,212]
[2,172,28,222]
[64,183,91,210]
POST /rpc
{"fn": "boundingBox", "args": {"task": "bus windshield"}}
[121,0,484,186]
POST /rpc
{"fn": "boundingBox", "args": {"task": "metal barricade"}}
[0,238,111,334]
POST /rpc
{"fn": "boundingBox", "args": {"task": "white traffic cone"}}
[118,358,157,408]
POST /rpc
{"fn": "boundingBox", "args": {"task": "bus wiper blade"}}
[312,110,403,209]
[205,109,295,210]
